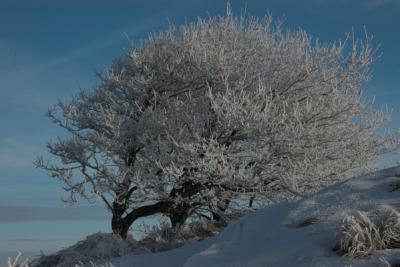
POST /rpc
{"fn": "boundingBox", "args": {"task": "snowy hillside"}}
[102,166,400,267]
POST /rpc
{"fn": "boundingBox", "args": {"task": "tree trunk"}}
[112,215,130,239]
[111,200,173,239]
[111,199,130,239]
[249,196,255,208]
[168,204,191,227]
[211,198,230,222]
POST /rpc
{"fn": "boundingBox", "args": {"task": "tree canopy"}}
[36,5,399,239]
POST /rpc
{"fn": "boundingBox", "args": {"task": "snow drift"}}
[13,166,400,267]
[100,166,400,267]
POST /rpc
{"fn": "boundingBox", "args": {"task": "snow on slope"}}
[104,166,400,267]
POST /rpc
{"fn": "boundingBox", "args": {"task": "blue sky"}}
[1,0,400,262]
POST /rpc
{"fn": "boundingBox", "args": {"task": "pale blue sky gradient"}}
[1,0,400,263]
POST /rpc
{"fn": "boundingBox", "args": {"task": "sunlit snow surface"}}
[102,166,400,267]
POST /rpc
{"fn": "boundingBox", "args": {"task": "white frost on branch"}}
[36,4,399,237]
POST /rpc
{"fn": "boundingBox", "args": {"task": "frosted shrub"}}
[32,233,139,267]
[379,208,400,248]
[37,3,399,240]
[7,252,30,267]
[337,206,400,258]
[338,211,384,258]
[139,223,189,252]
[31,218,228,267]
[139,219,221,252]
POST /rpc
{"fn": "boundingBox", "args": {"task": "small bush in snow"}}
[31,233,138,267]
[378,256,392,267]
[379,208,400,248]
[337,206,400,258]
[337,211,384,258]
[30,218,229,266]
[7,252,30,267]
[139,219,221,252]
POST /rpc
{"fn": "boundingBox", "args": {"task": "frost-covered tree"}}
[36,6,398,239]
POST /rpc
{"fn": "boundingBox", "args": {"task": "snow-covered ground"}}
[100,166,400,267]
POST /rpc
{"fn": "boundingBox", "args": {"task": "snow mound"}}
[31,233,138,267]
[30,218,236,267]
[104,166,400,267]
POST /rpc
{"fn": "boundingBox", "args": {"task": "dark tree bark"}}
[211,198,230,222]
[111,200,173,239]
[168,203,192,227]
[111,179,233,238]
[112,215,131,239]
[167,179,207,227]
[111,199,129,239]
[249,196,255,208]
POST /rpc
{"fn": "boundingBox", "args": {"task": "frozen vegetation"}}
[8,165,400,266]
[11,4,398,267]
[36,4,398,243]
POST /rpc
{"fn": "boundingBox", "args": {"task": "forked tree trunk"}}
[112,215,130,239]
[111,199,130,239]
[211,198,231,222]
[169,203,192,227]
[111,200,174,239]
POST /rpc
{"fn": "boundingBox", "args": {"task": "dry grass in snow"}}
[25,218,230,267]
[337,205,400,258]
